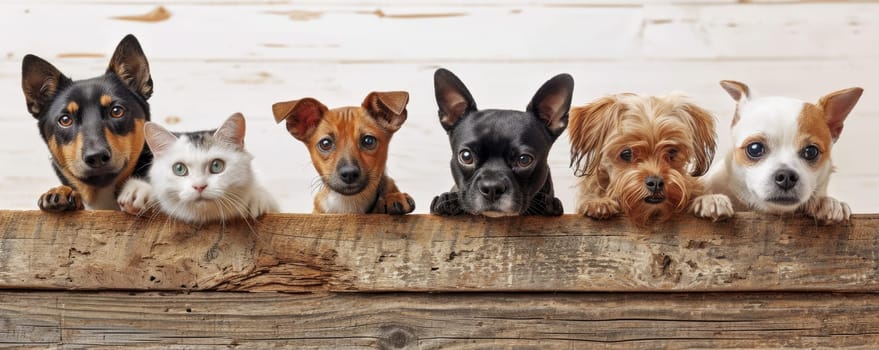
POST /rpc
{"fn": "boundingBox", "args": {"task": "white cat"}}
[118,113,279,224]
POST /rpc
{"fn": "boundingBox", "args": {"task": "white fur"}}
[319,190,375,214]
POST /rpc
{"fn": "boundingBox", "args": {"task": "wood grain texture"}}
[1,291,878,349]
[0,210,877,292]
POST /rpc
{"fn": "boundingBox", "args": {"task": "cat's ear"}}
[144,122,177,157]
[215,113,246,148]
[362,91,408,132]
[272,98,328,141]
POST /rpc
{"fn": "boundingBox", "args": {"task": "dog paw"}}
[430,192,464,216]
[376,192,415,215]
[802,196,851,225]
[117,179,154,216]
[38,185,83,212]
[577,198,620,220]
[527,193,564,216]
[691,194,735,222]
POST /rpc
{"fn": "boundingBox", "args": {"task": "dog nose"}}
[83,149,111,168]
[339,165,361,184]
[478,179,507,202]
[645,175,664,193]
[774,169,799,190]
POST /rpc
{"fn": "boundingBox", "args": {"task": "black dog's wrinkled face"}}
[22,35,153,188]
[433,68,573,216]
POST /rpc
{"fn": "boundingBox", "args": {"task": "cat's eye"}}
[620,148,633,162]
[317,137,334,152]
[360,135,378,150]
[746,142,765,159]
[516,154,534,167]
[459,149,474,165]
[209,159,225,174]
[110,106,125,119]
[801,145,820,161]
[172,162,188,176]
[58,115,73,127]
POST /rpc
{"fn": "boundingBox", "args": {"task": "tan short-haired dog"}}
[273,92,415,214]
[569,93,717,226]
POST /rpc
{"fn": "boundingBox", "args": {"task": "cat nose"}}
[193,185,207,193]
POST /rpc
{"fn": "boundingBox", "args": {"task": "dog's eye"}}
[209,159,225,174]
[801,145,820,161]
[172,162,188,176]
[459,149,474,165]
[620,148,633,162]
[667,148,679,160]
[110,106,125,119]
[57,115,74,127]
[516,154,534,167]
[317,138,334,152]
[746,142,765,159]
[360,135,378,150]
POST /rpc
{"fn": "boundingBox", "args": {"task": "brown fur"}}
[797,104,832,170]
[100,95,112,107]
[66,101,79,114]
[570,93,717,226]
[273,92,414,214]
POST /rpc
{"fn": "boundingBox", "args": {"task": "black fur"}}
[430,68,573,217]
[22,34,154,211]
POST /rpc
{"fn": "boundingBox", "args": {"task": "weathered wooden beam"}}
[0,210,876,292]
[1,291,878,349]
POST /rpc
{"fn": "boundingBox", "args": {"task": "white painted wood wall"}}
[1,1,876,214]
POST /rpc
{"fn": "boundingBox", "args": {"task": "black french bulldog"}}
[429,68,573,217]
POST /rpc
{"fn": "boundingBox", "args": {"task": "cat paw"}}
[38,185,83,212]
[430,192,464,216]
[376,192,415,215]
[691,194,735,222]
[527,193,564,216]
[117,179,154,216]
[802,195,851,225]
[577,198,620,220]
[248,193,280,219]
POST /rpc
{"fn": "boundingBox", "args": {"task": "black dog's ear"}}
[434,68,477,131]
[22,55,71,117]
[272,98,328,142]
[107,34,153,99]
[527,73,574,138]
[362,91,409,133]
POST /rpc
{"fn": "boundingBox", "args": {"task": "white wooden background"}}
[0,0,876,214]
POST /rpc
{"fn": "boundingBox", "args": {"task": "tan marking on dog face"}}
[47,134,96,202]
[67,101,79,114]
[100,95,113,107]
[106,119,146,187]
[797,103,832,170]
[306,106,390,188]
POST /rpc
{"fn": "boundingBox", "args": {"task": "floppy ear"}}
[527,73,574,138]
[107,34,153,99]
[818,87,863,143]
[214,113,246,148]
[434,68,477,131]
[272,98,328,141]
[680,103,717,176]
[569,96,623,177]
[144,122,178,158]
[21,55,71,117]
[719,80,750,103]
[362,91,409,132]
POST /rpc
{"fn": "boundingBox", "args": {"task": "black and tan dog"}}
[22,34,154,211]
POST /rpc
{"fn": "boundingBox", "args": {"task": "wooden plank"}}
[0,210,877,292]
[1,291,878,348]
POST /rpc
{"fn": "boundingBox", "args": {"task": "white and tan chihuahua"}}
[693,80,863,224]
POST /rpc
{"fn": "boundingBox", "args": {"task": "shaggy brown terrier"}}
[569,93,717,226]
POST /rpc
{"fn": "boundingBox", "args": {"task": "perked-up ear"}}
[107,34,153,99]
[526,73,574,138]
[144,122,178,158]
[818,87,863,143]
[362,91,409,133]
[719,80,751,103]
[434,68,477,131]
[21,54,71,117]
[214,113,247,148]
[680,103,717,176]
[272,98,328,142]
[569,95,623,177]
